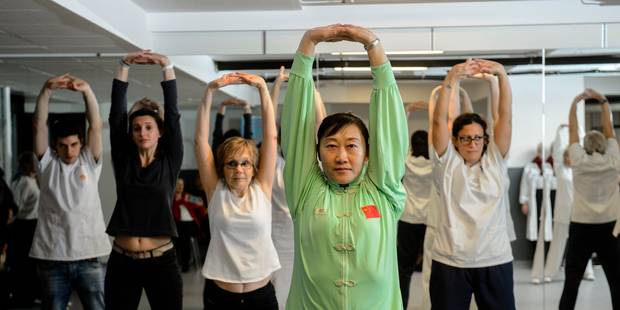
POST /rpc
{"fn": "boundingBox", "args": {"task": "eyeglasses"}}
[224,160,253,169]
[458,135,486,145]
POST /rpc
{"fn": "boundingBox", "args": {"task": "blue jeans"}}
[37,258,105,310]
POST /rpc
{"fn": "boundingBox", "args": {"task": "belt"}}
[113,241,174,260]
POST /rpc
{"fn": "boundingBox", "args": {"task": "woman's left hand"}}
[340,24,377,46]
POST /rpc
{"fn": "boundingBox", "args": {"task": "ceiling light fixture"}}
[334,66,428,72]
[598,64,620,71]
[331,50,444,56]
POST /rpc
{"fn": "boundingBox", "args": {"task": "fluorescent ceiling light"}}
[334,66,428,72]
[331,50,444,56]
[598,64,620,72]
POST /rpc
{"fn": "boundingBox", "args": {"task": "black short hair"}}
[410,130,429,159]
[50,119,83,145]
[128,108,164,132]
[452,113,489,152]
[17,152,37,176]
[316,113,369,158]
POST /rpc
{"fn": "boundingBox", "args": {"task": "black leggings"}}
[203,279,278,310]
[559,221,620,310]
[104,248,182,310]
[396,221,426,308]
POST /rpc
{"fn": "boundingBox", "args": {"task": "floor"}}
[7,260,613,310]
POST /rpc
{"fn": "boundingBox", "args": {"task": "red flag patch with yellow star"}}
[361,205,380,219]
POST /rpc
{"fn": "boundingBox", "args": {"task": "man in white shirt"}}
[31,74,111,310]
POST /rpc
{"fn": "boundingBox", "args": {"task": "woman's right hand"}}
[446,59,478,82]
[275,66,289,83]
[122,50,152,65]
[303,24,348,45]
[44,74,71,90]
[583,88,607,103]
[207,73,241,90]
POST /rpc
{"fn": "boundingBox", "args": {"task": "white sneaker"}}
[583,273,595,281]
[531,278,541,284]
[544,277,552,283]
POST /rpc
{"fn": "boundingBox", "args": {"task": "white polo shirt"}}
[431,141,513,268]
[202,180,281,283]
[400,155,433,224]
[30,148,111,261]
[569,138,620,224]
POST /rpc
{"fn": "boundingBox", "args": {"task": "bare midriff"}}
[213,277,271,293]
[114,235,171,252]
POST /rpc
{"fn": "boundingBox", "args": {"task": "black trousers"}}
[430,260,515,310]
[559,221,620,310]
[397,221,426,308]
[203,279,278,310]
[7,219,39,305]
[174,221,198,272]
[104,248,182,310]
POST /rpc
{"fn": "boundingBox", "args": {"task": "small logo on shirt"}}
[78,167,87,182]
[361,205,380,219]
[314,208,327,216]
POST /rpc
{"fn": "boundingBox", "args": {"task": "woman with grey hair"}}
[559,88,620,310]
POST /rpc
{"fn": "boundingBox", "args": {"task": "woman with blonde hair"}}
[195,72,279,309]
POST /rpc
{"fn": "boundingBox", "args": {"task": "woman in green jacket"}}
[281,24,408,309]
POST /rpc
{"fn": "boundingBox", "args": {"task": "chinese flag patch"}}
[361,205,380,219]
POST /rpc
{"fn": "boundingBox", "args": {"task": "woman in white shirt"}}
[559,89,620,310]
[8,152,40,306]
[195,72,280,309]
[430,59,514,310]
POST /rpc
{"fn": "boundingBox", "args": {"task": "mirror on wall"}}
[540,48,620,310]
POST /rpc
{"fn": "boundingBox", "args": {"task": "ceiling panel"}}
[131,0,301,12]
[0,56,231,109]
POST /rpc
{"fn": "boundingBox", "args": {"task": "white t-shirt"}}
[400,156,433,224]
[569,138,620,224]
[11,175,40,220]
[30,148,111,261]
[202,180,281,283]
[431,141,513,268]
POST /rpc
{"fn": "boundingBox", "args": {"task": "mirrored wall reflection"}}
[310,50,546,310]
[541,49,620,310]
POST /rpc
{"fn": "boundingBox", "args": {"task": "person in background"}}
[544,126,594,282]
[172,177,206,272]
[7,152,40,307]
[212,97,253,155]
[559,89,620,310]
